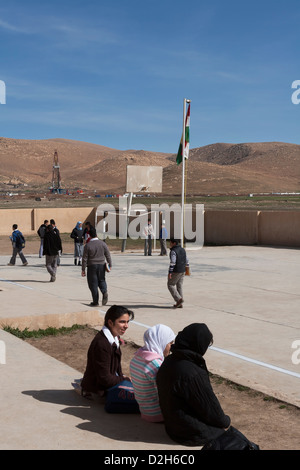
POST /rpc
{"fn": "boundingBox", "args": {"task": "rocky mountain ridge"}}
[0,137,299,195]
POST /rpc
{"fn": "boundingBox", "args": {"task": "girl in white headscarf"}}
[130,324,175,422]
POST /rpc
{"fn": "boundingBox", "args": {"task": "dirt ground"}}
[2,237,300,450]
[25,327,300,451]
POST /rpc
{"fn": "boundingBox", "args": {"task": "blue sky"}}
[0,0,299,153]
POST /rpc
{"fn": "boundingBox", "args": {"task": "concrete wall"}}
[204,210,258,246]
[1,207,96,236]
[1,207,299,247]
[258,211,300,247]
[0,208,35,234]
[204,210,300,247]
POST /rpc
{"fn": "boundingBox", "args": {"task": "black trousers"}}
[87,264,107,304]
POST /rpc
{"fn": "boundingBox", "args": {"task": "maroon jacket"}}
[81,330,124,394]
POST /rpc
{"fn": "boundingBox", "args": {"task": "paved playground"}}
[0,245,299,450]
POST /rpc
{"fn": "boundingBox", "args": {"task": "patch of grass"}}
[1,194,300,211]
[210,372,299,411]
[211,374,251,393]
[263,395,276,402]
[3,324,86,339]
[235,384,250,392]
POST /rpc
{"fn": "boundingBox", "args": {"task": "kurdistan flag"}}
[176,102,190,165]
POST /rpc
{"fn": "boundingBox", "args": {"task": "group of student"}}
[38,219,93,265]
[77,305,231,447]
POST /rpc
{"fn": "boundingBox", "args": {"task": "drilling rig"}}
[51,150,62,193]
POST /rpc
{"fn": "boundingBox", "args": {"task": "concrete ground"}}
[0,245,299,450]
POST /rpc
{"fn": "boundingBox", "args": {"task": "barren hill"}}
[190,142,300,176]
[0,137,299,195]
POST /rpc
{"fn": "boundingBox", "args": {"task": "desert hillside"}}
[0,137,299,195]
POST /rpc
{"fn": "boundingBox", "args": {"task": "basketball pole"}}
[121,192,133,252]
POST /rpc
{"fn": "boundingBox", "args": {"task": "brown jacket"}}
[81,330,123,394]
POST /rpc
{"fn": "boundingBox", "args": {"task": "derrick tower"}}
[52,150,61,192]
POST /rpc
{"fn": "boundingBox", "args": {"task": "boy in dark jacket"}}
[8,224,28,266]
[37,220,49,258]
[156,323,230,446]
[43,224,62,282]
[167,238,189,308]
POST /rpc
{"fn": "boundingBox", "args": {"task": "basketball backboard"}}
[126,165,163,193]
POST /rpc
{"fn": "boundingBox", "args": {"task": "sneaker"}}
[23,262,28,266]
[173,298,184,308]
[50,275,56,282]
[102,293,108,306]
[7,263,14,266]
[89,302,99,307]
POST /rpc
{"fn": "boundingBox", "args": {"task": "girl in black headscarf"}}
[156,323,230,446]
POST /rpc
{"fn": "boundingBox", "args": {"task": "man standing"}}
[81,227,112,307]
[37,219,49,258]
[50,219,62,266]
[70,221,84,265]
[167,238,189,308]
[43,224,62,282]
[7,224,28,266]
[159,223,168,256]
[143,219,154,256]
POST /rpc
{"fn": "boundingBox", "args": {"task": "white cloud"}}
[0,18,29,33]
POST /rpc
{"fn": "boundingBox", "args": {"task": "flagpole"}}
[180,99,186,246]
[180,98,191,246]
